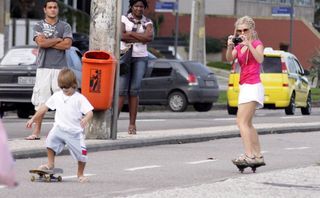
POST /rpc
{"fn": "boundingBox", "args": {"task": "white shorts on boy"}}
[46,126,87,162]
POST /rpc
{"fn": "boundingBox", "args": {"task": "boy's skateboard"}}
[233,162,266,173]
[29,168,63,182]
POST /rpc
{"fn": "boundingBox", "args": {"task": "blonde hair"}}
[234,16,258,40]
[58,68,78,89]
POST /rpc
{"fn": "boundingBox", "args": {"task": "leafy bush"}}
[206,37,223,53]
[207,61,231,70]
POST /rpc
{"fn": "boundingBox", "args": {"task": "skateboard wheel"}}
[57,176,62,182]
[31,176,35,182]
[45,175,51,182]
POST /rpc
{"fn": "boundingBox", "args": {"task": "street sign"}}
[272,6,293,17]
[155,1,176,13]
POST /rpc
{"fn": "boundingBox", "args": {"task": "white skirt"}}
[238,83,264,109]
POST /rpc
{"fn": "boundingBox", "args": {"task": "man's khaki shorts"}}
[31,68,61,110]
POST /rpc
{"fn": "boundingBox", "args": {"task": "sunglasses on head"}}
[61,86,71,90]
[236,28,249,34]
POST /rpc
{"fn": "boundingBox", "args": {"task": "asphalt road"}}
[2,108,320,139]
[1,131,320,197]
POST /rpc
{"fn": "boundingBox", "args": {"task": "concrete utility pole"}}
[0,0,10,57]
[289,0,294,52]
[86,0,121,139]
[189,0,206,65]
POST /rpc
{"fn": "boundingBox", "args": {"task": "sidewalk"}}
[9,121,320,159]
[119,165,320,198]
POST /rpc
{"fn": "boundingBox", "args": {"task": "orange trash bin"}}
[81,51,116,110]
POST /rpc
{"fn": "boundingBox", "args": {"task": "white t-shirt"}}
[120,14,153,57]
[45,90,93,133]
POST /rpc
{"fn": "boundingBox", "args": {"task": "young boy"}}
[26,68,93,183]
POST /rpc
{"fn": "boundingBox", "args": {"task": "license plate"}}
[18,76,36,85]
[205,80,215,86]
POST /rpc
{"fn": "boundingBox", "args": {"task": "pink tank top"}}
[235,40,263,85]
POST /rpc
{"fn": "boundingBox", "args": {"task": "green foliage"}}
[311,88,320,102]
[217,90,227,104]
[206,37,223,53]
[207,61,231,70]
[58,2,90,34]
[184,36,224,54]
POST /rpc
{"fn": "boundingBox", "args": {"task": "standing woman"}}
[118,0,153,135]
[226,16,265,166]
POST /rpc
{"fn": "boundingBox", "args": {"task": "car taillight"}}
[228,83,234,87]
[282,83,288,87]
[188,74,198,86]
[281,62,287,73]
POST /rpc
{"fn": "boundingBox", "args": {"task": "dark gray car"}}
[139,59,219,112]
[0,46,83,118]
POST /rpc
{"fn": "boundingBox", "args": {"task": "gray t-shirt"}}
[33,19,73,69]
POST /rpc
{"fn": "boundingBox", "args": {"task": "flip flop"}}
[25,134,40,140]
[78,176,89,183]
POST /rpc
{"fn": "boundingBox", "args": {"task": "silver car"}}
[0,46,82,118]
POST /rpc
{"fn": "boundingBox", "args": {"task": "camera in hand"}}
[232,37,243,45]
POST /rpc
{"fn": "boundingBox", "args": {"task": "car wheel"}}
[193,103,213,112]
[227,104,238,115]
[0,111,3,118]
[17,109,30,119]
[301,92,311,115]
[168,92,188,112]
[285,93,295,115]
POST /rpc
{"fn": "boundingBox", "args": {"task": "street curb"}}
[12,125,320,160]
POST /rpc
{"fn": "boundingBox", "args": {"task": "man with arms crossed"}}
[26,0,72,140]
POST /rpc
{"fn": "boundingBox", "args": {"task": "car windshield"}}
[183,62,212,75]
[262,56,282,73]
[0,48,38,66]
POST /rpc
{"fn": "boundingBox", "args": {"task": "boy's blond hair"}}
[58,68,78,89]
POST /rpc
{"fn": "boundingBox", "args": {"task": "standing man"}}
[25,0,72,140]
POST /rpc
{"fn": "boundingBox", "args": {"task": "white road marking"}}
[137,119,166,122]
[280,116,304,119]
[125,165,161,171]
[261,151,269,154]
[284,147,310,150]
[213,118,236,121]
[186,159,217,165]
[62,173,95,179]
[0,185,5,189]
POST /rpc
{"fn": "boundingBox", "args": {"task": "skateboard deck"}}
[29,168,63,182]
[233,162,266,173]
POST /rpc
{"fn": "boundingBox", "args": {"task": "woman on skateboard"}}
[226,16,266,167]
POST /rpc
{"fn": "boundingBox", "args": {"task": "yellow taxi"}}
[227,47,311,115]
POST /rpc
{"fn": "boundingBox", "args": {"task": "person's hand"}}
[227,35,235,46]
[26,119,34,128]
[80,118,89,128]
[239,35,251,46]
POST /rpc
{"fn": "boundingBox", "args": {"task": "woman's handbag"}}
[120,46,133,76]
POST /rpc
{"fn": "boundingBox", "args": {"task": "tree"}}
[310,49,320,87]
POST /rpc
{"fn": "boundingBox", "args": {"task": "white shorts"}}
[31,68,61,110]
[238,83,264,109]
[46,126,87,162]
